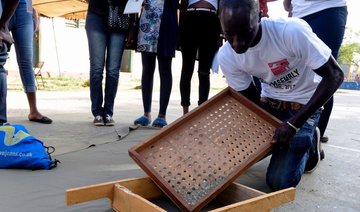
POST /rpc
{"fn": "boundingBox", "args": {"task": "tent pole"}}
[52,18,62,77]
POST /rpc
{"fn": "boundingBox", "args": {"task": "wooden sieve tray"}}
[129,87,281,211]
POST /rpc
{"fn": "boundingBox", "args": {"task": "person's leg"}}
[103,31,126,120]
[317,97,333,140]
[141,52,157,119]
[197,12,220,106]
[266,110,321,191]
[0,47,8,124]
[0,69,6,124]
[9,4,51,122]
[302,6,348,139]
[179,12,198,114]
[156,55,172,122]
[86,12,107,121]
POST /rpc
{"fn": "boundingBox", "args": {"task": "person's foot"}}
[134,116,151,126]
[321,135,329,143]
[28,113,53,124]
[152,117,167,128]
[183,106,189,115]
[104,114,115,126]
[305,127,321,173]
[93,115,104,126]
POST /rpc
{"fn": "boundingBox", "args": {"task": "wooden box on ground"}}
[66,177,295,212]
[128,87,282,211]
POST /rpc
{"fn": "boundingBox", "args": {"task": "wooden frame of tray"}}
[128,87,282,211]
[66,177,295,212]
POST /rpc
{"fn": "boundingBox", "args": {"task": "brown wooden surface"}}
[112,184,166,212]
[66,177,163,206]
[216,183,265,205]
[209,187,296,212]
[33,0,87,18]
[129,87,282,211]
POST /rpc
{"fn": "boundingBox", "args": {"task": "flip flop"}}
[29,116,53,124]
[134,116,151,126]
[152,117,167,128]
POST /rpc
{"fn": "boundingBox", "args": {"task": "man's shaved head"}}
[219,0,261,53]
[219,0,259,15]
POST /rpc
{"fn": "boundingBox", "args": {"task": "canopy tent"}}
[33,0,88,19]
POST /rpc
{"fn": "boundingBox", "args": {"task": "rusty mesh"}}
[129,88,281,211]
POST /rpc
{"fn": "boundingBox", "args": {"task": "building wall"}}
[5,16,137,79]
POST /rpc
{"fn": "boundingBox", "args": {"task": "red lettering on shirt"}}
[268,59,290,76]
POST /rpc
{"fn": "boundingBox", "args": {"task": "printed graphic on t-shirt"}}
[263,59,301,90]
[268,59,290,76]
[268,69,300,89]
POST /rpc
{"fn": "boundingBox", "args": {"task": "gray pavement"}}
[1,81,360,211]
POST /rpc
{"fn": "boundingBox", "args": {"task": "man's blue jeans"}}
[0,45,9,123]
[261,103,321,191]
[85,12,126,117]
[8,2,37,93]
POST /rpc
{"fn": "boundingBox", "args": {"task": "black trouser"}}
[179,10,221,107]
[141,52,172,116]
[302,6,347,137]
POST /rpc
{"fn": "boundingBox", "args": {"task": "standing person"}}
[218,0,343,191]
[133,0,178,128]
[8,0,52,124]
[179,0,221,115]
[283,0,347,143]
[0,0,19,125]
[85,0,129,126]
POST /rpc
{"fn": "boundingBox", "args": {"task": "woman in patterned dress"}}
[134,0,179,128]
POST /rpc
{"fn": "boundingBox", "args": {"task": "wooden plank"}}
[209,187,296,212]
[112,184,166,212]
[66,181,118,206]
[118,177,164,200]
[66,177,163,206]
[216,183,266,205]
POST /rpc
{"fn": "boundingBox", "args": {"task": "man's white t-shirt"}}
[218,17,331,105]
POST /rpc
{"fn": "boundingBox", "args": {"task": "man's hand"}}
[0,26,14,51]
[272,121,297,148]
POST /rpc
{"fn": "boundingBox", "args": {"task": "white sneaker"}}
[104,115,115,126]
[93,115,104,126]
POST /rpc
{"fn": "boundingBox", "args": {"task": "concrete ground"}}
[1,74,360,211]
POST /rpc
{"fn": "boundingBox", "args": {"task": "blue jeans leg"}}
[104,32,125,116]
[86,12,125,117]
[8,3,36,93]
[265,109,321,191]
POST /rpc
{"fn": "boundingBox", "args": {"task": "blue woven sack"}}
[0,124,59,170]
